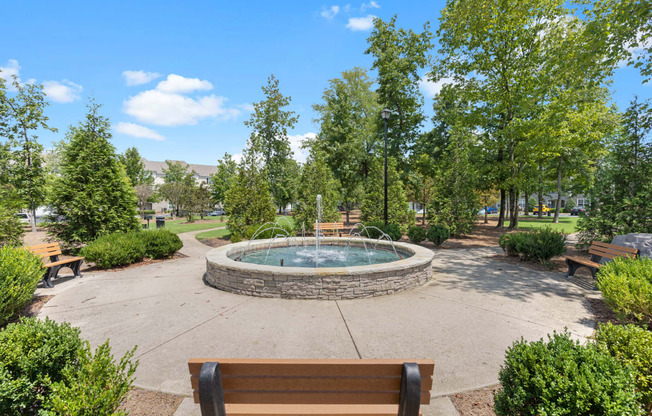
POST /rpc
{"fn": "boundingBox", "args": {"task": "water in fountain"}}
[237,195,404,267]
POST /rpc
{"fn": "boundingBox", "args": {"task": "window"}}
[577,198,587,207]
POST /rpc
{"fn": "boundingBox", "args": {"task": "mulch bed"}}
[450,385,500,416]
[197,236,232,248]
[119,388,185,416]
[1,295,54,330]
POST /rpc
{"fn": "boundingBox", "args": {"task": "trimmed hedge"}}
[0,246,44,326]
[597,257,652,327]
[244,221,295,240]
[595,323,652,412]
[494,331,641,415]
[498,228,566,264]
[81,229,182,269]
[0,318,137,416]
[407,226,426,244]
[427,225,450,246]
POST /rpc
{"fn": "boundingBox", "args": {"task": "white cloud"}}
[0,59,21,90]
[419,75,457,98]
[122,70,162,86]
[320,5,340,19]
[360,1,380,11]
[115,122,165,141]
[346,15,376,31]
[123,89,239,126]
[237,103,255,112]
[155,74,213,94]
[43,80,83,103]
[288,132,316,164]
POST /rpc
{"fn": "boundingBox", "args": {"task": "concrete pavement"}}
[37,229,596,416]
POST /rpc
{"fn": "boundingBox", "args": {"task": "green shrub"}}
[427,225,450,246]
[244,221,295,240]
[361,222,402,241]
[0,204,24,248]
[597,257,652,327]
[81,231,145,269]
[407,226,426,244]
[143,209,155,215]
[494,331,641,416]
[45,341,137,416]
[0,318,138,416]
[595,323,652,412]
[499,228,566,264]
[141,229,182,259]
[0,318,82,415]
[0,246,44,325]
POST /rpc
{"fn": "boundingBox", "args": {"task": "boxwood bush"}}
[597,257,652,327]
[427,225,450,246]
[82,229,183,269]
[498,228,566,264]
[244,221,295,240]
[595,323,652,412]
[0,317,137,416]
[361,222,402,241]
[494,331,641,415]
[0,246,44,326]
[407,226,426,244]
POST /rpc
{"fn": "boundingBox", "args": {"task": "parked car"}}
[532,205,550,214]
[485,206,498,214]
[209,209,225,216]
[14,212,31,225]
[570,207,586,216]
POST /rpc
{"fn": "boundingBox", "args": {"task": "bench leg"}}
[198,362,226,416]
[42,268,54,288]
[398,363,421,416]
[72,259,83,278]
[565,259,582,278]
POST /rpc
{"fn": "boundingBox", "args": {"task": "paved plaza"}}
[37,229,597,415]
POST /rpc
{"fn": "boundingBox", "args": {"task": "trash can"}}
[156,216,166,228]
[547,210,551,217]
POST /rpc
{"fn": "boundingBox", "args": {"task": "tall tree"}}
[361,156,414,232]
[48,103,139,246]
[244,75,299,212]
[312,67,380,223]
[118,147,153,186]
[224,149,275,242]
[159,161,195,217]
[365,16,433,169]
[0,76,56,232]
[209,153,238,207]
[293,150,341,231]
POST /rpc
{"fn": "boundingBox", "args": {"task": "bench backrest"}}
[28,242,62,259]
[316,222,343,230]
[589,241,639,260]
[188,358,434,406]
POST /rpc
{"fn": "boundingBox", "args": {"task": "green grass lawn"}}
[196,227,231,239]
[144,217,227,234]
[507,215,579,233]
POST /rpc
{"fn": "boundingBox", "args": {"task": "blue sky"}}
[1,0,649,166]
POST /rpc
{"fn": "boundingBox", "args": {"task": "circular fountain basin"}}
[205,237,435,300]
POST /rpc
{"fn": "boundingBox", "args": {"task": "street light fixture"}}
[381,108,391,226]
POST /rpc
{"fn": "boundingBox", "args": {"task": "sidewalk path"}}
[38,236,595,416]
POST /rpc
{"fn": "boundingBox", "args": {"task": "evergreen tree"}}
[224,150,275,242]
[360,156,414,232]
[578,97,652,244]
[209,153,237,207]
[47,103,139,246]
[159,161,194,217]
[428,125,479,236]
[293,150,340,231]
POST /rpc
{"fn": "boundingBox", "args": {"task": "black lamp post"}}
[381,108,391,226]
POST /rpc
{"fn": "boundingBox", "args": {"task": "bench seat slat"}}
[589,247,638,259]
[566,256,600,268]
[46,257,85,267]
[190,375,434,391]
[223,403,416,416]
[591,241,639,254]
[193,391,431,405]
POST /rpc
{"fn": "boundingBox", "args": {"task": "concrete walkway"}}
[37,230,596,416]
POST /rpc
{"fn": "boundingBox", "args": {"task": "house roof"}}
[142,159,217,178]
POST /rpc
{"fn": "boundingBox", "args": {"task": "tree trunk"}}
[30,206,37,233]
[484,207,488,224]
[553,155,563,224]
[345,205,350,225]
[537,164,543,220]
[497,189,506,228]
[523,190,529,215]
[508,187,517,229]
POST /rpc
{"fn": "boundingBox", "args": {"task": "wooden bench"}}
[28,242,84,288]
[566,241,639,280]
[315,222,344,237]
[188,358,434,416]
